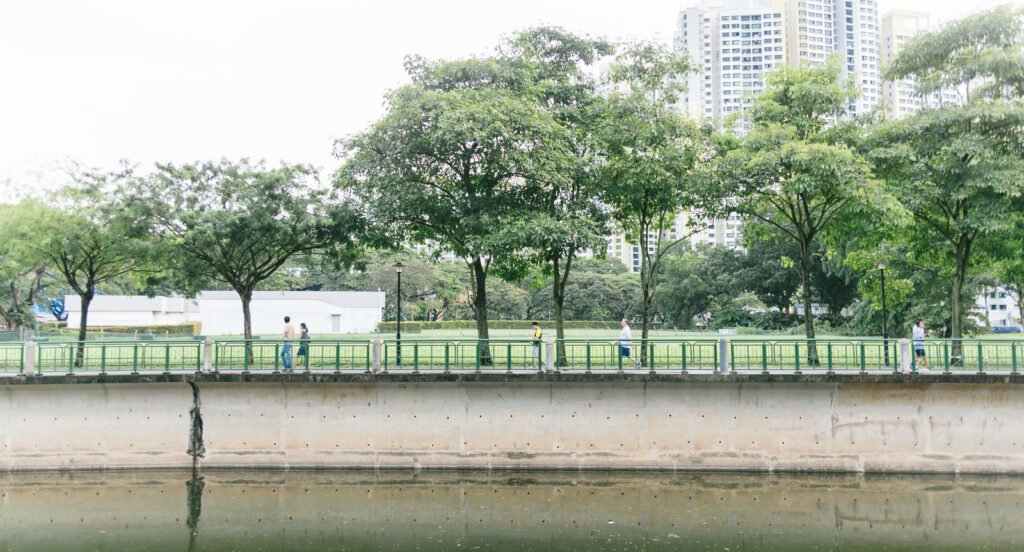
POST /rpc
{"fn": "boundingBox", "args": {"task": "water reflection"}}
[1,469,1023,551]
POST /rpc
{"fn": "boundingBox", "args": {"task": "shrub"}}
[79,322,202,336]
[378,320,662,331]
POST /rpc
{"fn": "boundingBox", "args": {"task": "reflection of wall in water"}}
[1,471,1024,551]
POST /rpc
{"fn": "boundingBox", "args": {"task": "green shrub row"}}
[378,320,662,332]
[59,322,203,336]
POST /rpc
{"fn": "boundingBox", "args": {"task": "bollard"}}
[544,340,555,372]
[372,340,382,374]
[202,340,213,372]
[718,337,730,374]
[899,339,912,373]
[23,340,35,376]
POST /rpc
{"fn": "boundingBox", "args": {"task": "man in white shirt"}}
[618,318,640,369]
[912,319,928,372]
[281,315,295,372]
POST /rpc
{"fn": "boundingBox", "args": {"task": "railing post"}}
[413,343,420,375]
[372,340,381,374]
[859,343,867,374]
[718,337,730,374]
[444,343,450,373]
[545,340,554,373]
[203,340,213,372]
[977,342,984,374]
[899,339,911,373]
[23,341,35,376]
[1012,342,1019,375]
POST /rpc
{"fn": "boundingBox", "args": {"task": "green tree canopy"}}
[124,159,363,348]
[597,41,708,366]
[337,52,566,363]
[866,6,1024,351]
[711,58,884,363]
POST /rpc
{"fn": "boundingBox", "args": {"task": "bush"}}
[80,322,202,336]
[39,321,68,331]
[377,322,422,333]
[378,320,662,331]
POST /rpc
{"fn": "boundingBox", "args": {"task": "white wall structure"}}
[196,291,384,336]
[65,290,385,335]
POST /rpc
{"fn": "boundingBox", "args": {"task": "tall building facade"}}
[880,10,928,118]
[834,0,882,117]
[675,0,884,124]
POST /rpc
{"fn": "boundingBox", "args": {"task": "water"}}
[2,470,1023,551]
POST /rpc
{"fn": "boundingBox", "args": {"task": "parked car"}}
[992,326,1022,334]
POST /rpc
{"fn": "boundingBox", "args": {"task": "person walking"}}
[281,315,295,372]
[531,321,543,371]
[912,319,928,372]
[618,318,640,370]
[296,322,310,369]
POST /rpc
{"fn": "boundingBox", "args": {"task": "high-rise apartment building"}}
[834,0,882,117]
[675,0,788,124]
[675,0,883,123]
[879,9,960,118]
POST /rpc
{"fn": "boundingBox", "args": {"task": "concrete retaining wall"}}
[3,376,1024,472]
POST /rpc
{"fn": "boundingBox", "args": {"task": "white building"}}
[834,0,882,118]
[66,291,386,335]
[976,287,1023,329]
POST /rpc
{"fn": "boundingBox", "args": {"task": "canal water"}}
[1,470,1022,551]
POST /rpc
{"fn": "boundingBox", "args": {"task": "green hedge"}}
[377,322,422,333]
[379,320,661,331]
[82,322,201,336]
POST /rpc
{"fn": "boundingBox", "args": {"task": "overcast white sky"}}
[0,0,1011,197]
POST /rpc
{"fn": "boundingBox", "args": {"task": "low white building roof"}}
[65,295,198,313]
[196,291,384,309]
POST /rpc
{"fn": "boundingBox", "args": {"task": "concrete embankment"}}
[2,373,1024,473]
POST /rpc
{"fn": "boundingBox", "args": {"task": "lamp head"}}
[877,260,886,271]
[395,262,404,274]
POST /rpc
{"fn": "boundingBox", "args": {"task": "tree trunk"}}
[950,249,967,365]
[470,258,492,365]
[552,253,571,368]
[75,291,93,368]
[239,289,254,366]
[798,237,819,366]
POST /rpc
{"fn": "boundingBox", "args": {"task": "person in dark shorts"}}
[912,319,928,371]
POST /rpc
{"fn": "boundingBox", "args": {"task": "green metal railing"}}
[212,339,372,372]
[729,338,901,373]
[555,338,720,372]
[381,339,542,372]
[1,336,1022,375]
[0,342,24,373]
[34,340,203,374]
[913,338,1024,374]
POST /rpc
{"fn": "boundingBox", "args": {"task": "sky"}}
[0,0,1012,198]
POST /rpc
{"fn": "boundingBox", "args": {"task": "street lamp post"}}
[878,260,889,367]
[395,262,403,366]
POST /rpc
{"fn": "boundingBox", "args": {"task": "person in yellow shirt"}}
[531,322,543,370]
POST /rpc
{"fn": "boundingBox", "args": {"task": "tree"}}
[597,41,709,367]
[493,27,614,365]
[337,55,564,364]
[711,59,879,364]
[868,6,1024,358]
[0,201,59,330]
[125,159,363,360]
[37,172,150,364]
